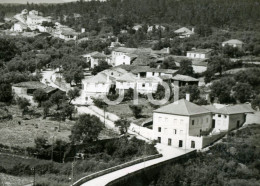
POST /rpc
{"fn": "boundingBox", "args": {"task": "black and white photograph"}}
[0,0,259,185]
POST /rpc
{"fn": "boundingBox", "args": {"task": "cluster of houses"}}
[9,9,80,41]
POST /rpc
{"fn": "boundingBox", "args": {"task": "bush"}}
[129,105,143,118]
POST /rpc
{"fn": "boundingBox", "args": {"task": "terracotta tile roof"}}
[154,99,211,116]
[222,39,244,45]
[131,66,177,74]
[83,73,115,84]
[203,104,254,115]
[187,49,213,54]
[116,73,137,82]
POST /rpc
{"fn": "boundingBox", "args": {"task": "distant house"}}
[166,74,199,87]
[186,49,213,59]
[174,27,194,38]
[132,24,142,31]
[81,73,115,100]
[11,22,27,32]
[59,28,78,41]
[203,104,254,133]
[147,25,165,32]
[12,81,58,106]
[131,66,178,78]
[222,39,244,49]
[82,52,110,68]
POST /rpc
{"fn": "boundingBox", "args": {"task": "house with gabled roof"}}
[153,98,213,149]
[186,49,213,59]
[174,27,194,38]
[82,51,111,68]
[12,81,58,106]
[222,39,244,49]
[203,104,254,133]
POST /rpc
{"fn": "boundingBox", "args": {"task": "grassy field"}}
[0,173,32,186]
[0,105,118,148]
[107,98,155,126]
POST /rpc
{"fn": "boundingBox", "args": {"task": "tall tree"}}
[70,114,104,144]
[178,59,194,76]
[33,89,48,107]
[115,118,131,135]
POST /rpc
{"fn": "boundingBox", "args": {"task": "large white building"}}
[153,99,254,150]
[153,99,212,149]
[82,52,111,68]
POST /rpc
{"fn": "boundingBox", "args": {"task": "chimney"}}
[191,27,194,33]
[186,93,190,101]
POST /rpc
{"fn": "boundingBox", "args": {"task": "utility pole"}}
[51,135,55,163]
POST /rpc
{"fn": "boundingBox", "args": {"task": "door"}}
[237,121,240,128]
[212,119,215,128]
[168,138,172,146]
[191,141,195,148]
[179,140,183,147]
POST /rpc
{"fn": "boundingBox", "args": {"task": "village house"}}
[153,97,254,150]
[222,39,244,49]
[186,49,213,59]
[59,28,78,41]
[11,22,27,32]
[174,27,194,38]
[203,104,254,133]
[161,74,199,87]
[153,98,213,149]
[12,81,58,106]
[131,66,178,78]
[132,24,142,31]
[82,52,111,68]
[147,25,166,32]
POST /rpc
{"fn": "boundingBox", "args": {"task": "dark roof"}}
[131,66,178,74]
[187,49,213,54]
[154,99,211,116]
[13,81,57,93]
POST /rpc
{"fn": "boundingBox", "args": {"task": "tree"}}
[33,89,48,107]
[50,90,66,110]
[129,105,143,118]
[251,94,260,110]
[92,97,108,109]
[178,59,194,76]
[42,100,53,119]
[233,83,253,103]
[162,57,177,69]
[115,118,131,135]
[67,88,80,104]
[124,88,134,101]
[92,61,112,75]
[180,85,200,102]
[61,102,75,120]
[16,97,30,116]
[0,83,13,102]
[70,114,104,144]
[210,77,236,104]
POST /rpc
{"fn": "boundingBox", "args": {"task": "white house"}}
[186,49,213,59]
[131,66,178,78]
[174,27,194,38]
[59,28,78,41]
[82,52,110,68]
[147,25,166,32]
[222,39,244,49]
[116,73,137,91]
[203,104,254,133]
[11,22,27,32]
[81,73,115,98]
[153,99,212,149]
[111,47,138,66]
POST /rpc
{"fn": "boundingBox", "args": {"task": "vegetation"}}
[115,118,131,135]
[129,105,143,118]
[153,124,260,186]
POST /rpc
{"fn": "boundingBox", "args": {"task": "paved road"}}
[80,145,192,186]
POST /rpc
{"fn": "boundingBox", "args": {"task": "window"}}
[179,140,183,147]
[158,117,162,122]
[180,130,183,134]
[142,83,145,87]
[152,72,155,76]
[192,120,195,125]
[111,72,113,75]
[224,115,227,118]
[218,114,221,117]
[158,127,161,132]
[173,129,177,134]
[191,141,195,148]
[158,137,161,143]
[168,138,172,146]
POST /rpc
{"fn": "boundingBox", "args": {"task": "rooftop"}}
[131,66,178,74]
[12,81,57,93]
[172,74,199,82]
[82,51,107,58]
[116,73,138,82]
[187,49,213,54]
[83,73,115,84]
[222,39,244,44]
[154,99,211,116]
[203,104,254,115]
[174,27,193,34]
